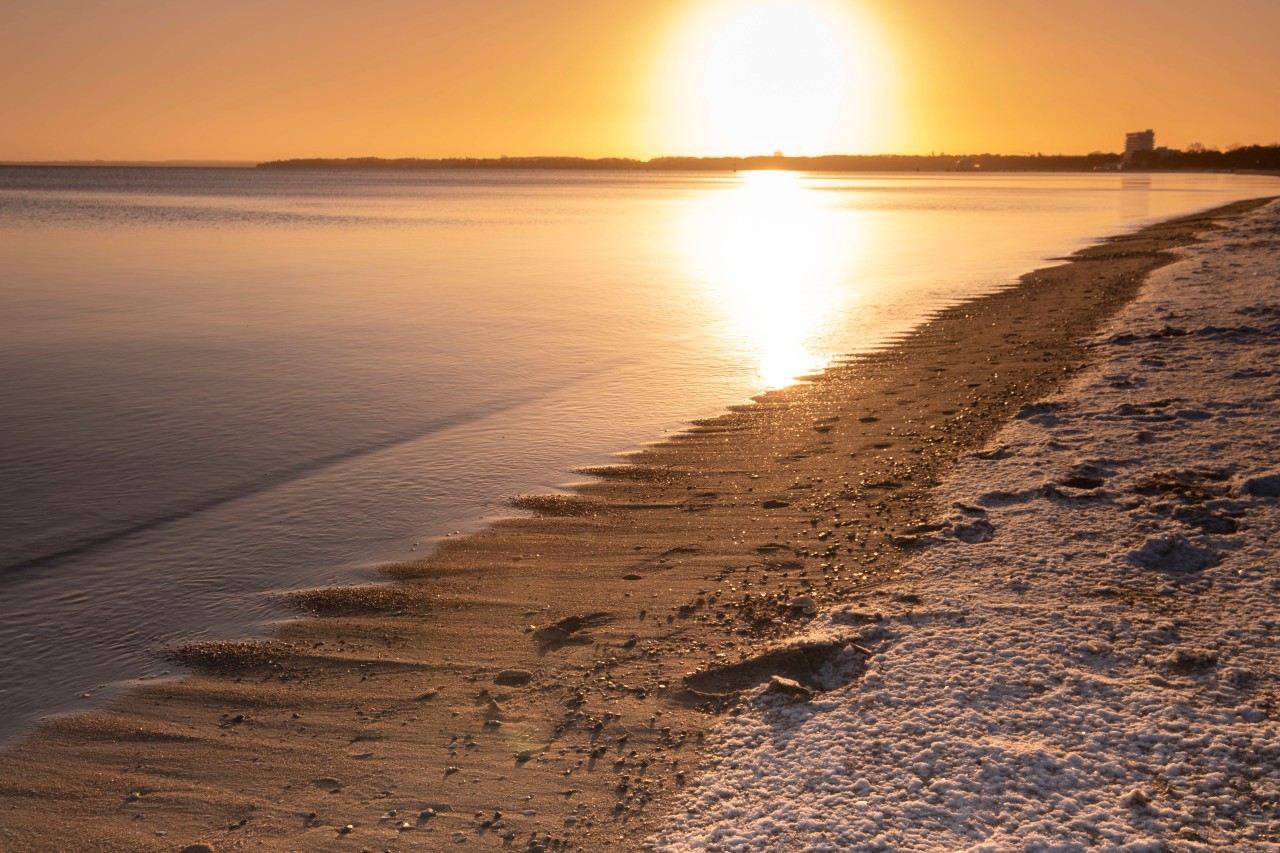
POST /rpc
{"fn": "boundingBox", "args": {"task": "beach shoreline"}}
[1,196,1274,852]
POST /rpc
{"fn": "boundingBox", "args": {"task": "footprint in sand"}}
[681,640,865,700]
[952,518,995,543]
[1127,535,1219,573]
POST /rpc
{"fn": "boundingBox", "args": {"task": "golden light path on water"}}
[681,170,868,389]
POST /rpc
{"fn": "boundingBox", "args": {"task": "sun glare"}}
[680,171,867,388]
[657,0,892,156]
[702,3,846,155]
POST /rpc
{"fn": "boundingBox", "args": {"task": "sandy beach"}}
[1,197,1274,853]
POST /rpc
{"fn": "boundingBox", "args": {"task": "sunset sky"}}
[3,0,1278,162]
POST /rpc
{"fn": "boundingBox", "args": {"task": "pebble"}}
[765,675,815,701]
[786,595,817,615]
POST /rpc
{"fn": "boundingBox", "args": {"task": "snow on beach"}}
[648,201,1280,852]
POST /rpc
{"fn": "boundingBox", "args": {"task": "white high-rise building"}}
[1125,129,1155,159]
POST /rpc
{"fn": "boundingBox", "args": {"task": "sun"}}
[656,0,892,156]
[702,2,847,155]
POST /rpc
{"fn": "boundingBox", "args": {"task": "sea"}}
[0,167,1274,742]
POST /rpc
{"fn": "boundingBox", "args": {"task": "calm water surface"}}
[0,167,1274,741]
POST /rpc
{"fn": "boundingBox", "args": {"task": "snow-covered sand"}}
[649,201,1280,852]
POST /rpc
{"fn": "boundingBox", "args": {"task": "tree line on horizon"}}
[256,147,1280,172]
[1126,144,1280,171]
[258,153,1117,171]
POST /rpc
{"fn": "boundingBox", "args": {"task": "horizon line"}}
[6,144,1280,169]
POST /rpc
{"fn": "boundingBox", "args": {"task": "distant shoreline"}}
[253,149,1280,173]
[4,155,1278,175]
[256,153,1122,172]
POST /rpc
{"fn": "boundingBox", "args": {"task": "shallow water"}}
[0,167,1274,741]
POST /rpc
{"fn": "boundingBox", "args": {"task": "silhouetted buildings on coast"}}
[1124,129,1155,161]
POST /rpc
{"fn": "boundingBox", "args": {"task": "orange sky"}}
[2,0,1278,161]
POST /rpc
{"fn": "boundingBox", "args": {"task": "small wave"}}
[0,396,536,577]
[0,193,460,229]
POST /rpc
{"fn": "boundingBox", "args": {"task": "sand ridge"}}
[0,198,1272,853]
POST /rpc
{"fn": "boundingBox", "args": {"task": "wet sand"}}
[0,197,1272,853]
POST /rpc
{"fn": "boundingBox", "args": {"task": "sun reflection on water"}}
[681,170,863,389]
